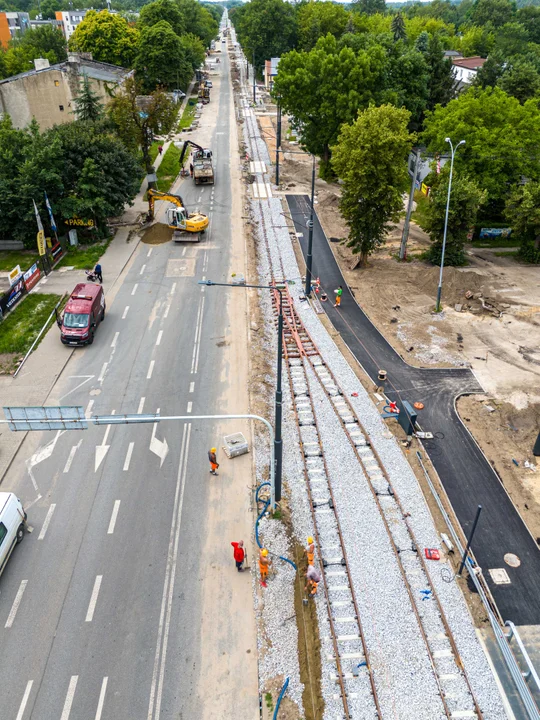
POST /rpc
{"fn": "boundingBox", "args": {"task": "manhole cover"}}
[504,553,521,567]
[489,568,511,584]
[166,258,196,277]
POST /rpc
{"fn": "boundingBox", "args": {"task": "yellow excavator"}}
[147,189,209,240]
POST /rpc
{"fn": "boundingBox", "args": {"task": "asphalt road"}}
[287,193,540,626]
[0,43,253,720]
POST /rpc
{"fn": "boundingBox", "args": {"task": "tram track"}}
[236,49,484,720]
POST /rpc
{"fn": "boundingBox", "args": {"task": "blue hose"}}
[273,677,289,719]
[255,483,297,570]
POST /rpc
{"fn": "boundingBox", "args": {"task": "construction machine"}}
[178,140,215,185]
[198,82,210,102]
[147,189,209,242]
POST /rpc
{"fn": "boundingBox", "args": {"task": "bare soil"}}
[268,109,540,550]
[140,222,173,245]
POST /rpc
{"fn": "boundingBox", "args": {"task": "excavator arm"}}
[147,189,189,220]
[178,140,206,168]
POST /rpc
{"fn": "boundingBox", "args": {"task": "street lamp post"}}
[252,49,256,105]
[304,154,316,297]
[435,137,465,313]
[200,280,284,504]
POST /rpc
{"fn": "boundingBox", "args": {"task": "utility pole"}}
[252,49,256,105]
[400,148,419,261]
[275,97,281,186]
[304,155,316,297]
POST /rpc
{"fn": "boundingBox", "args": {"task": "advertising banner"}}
[23,263,41,292]
[9,265,22,285]
[0,277,26,315]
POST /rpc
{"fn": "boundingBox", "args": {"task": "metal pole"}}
[436,138,464,313]
[400,148,419,260]
[275,97,281,186]
[458,505,482,576]
[252,49,256,105]
[275,289,283,503]
[304,155,316,297]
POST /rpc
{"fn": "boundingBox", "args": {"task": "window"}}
[59,105,64,112]
[63,313,89,328]
[0,523,6,548]
[54,80,59,87]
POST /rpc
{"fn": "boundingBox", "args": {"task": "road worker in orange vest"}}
[259,548,271,587]
[305,536,315,565]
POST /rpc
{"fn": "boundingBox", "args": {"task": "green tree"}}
[494,21,529,56]
[425,35,455,111]
[389,48,429,129]
[498,59,540,103]
[178,33,206,72]
[40,0,62,20]
[12,25,67,61]
[422,87,540,206]
[471,0,516,28]
[415,29,429,52]
[459,24,495,56]
[138,0,186,36]
[69,10,139,67]
[107,76,177,180]
[235,0,297,66]
[331,104,414,265]
[517,5,540,44]
[505,182,540,262]
[474,53,505,87]
[352,0,387,17]
[297,2,349,51]
[134,20,192,91]
[391,12,407,41]
[423,172,486,265]
[177,0,219,46]
[274,35,388,175]
[73,74,104,122]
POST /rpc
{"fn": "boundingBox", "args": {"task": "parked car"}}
[0,493,26,578]
[57,283,105,346]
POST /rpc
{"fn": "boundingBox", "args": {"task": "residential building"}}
[55,10,88,40]
[452,56,487,87]
[264,57,279,90]
[0,11,30,48]
[0,53,130,130]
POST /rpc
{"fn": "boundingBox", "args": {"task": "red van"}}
[58,283,106,346]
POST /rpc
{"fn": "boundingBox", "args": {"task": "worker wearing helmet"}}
[208,447,219,475]
[259,548,271,587]
[305,536,315,565]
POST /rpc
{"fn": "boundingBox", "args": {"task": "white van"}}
[0,493,26,578]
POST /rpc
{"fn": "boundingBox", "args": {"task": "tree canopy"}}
[138,0,186,37]
[233,0,298,70]
[297,2,349,51]
[331,104,414,265]
[68,10,139,67]
[134,20,192,92]
[72,75,104,122]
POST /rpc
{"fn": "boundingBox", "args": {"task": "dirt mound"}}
[140,223,172,245]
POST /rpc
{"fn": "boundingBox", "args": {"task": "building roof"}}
[444,50,462,57]
[0,55,129,85]
[452,56,487,71]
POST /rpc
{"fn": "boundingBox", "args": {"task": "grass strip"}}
[156,143,182,192]
[55,240,110,270]
[0,250,39,272]
[178,97,198,130]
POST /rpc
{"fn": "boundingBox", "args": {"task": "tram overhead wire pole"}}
[199,279,284,505]
[304,154,317,297]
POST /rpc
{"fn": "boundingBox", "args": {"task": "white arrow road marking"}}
[63,440,82,474]
[26,430,64,502]
[95,411,114,472]
[150,408,169,467]
[59,375,95,401]
[15,680,33,720]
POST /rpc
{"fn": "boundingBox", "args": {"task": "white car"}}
[0,493,26,578]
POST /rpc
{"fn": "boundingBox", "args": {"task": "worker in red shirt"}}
[231,540,245,571]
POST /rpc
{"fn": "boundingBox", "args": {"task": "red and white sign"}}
[23,263,41,291]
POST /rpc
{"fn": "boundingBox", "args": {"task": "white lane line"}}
[123,442,134,471]
[182,247,187,256]
[85,575,103,622]
[38,504,56,540]
[138,397,146,414]
[63,440,82,474]
[86,399,95,417]
[111,332,119,348]
[147,247,153,257]
[171,282,176,295]
[94,677,108,720]
[107,501,121,534]
[140,264,146,275]
[98,362,108,383]
[131,283,138,296]
[156,330,163,346]
[147,424,191,720]
[15,680,33,720]
[60,676,78,720]
[164,304,170,319]
[190,297,205,374]
[122,306,129,319]
[147,360,155,379]
[187,402,192,413]
[189,382,194,393]
[5,580,28,628]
